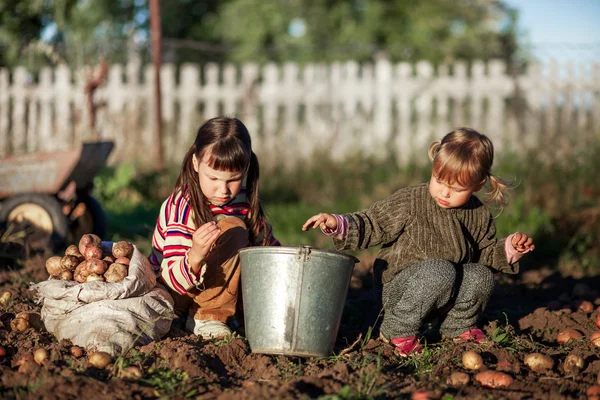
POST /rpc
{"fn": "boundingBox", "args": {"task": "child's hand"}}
[302,213,338,234]
[511,232,535,253]
[188,221,221,271]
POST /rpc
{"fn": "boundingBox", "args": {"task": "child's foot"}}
[186,318,232,339]
[382,334,423,356]
[453,327,487,343]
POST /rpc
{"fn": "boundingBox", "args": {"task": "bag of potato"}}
[30,243,174,357]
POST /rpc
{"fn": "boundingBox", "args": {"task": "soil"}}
[1,250,600,400]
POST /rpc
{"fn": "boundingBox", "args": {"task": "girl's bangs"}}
[433,157,479,188]
[205,140,250,172]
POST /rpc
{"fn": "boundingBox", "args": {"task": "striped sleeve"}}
[150,191,207,294]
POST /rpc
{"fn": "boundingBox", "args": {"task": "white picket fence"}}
[1,58,599,168]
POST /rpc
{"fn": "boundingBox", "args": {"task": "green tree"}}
[209,0,520,64]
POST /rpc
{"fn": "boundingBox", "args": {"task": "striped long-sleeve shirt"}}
[149,187,280,294]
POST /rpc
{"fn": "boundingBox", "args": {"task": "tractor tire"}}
[0,193,70,250]
[68,194,108,242]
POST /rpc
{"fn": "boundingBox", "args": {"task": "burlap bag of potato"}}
[31,244,174,356]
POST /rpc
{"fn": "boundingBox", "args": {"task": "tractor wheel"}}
[0,193,69,250]
[67,194,108,242]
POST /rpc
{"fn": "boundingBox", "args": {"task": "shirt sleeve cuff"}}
[321,214,347,240]
[505,234,531,264]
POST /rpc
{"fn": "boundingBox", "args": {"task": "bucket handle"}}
[296,245,311,262]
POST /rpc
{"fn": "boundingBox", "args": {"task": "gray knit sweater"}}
[333,183,517,284]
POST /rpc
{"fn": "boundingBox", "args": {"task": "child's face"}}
[193,155,244,206]
[428,173,480,209]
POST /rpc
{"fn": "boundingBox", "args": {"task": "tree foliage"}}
[0,0,521,69]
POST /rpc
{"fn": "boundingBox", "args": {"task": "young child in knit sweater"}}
[302,128,534,356]
[149,116,279,339]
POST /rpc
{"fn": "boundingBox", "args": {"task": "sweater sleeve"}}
[333,188,411,251]
[150,195,206,294]
[477,214,519,274]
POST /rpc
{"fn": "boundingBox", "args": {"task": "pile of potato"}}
[45,234,133,283]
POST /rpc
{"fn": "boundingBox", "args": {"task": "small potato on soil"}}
[112,241,134,259]
[594,314,600,329]
[523,353,554,372]
[556,328,583,345]
[83,246,103,260]
[70,346,84,358]
[576,300,594,313]
[591,332,600,347]
[563,354,585,375]
[33,348,48,365]
[462,350,483,371]
[61,255,80,272]
[447,371,470,387]
[104,263,128,283]
[45,256,64,276]
[114,257,130,266]
[0,291,12,305]
[587,386,600,400]
[88,351,112,369]
[78,234,102,254]
[10,312,30,331]
[121,366,143,379]
[474,371,513,388]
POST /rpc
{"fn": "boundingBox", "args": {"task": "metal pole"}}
[149,0,164,170]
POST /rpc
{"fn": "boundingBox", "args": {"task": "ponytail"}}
[245,151,268,244]
[486,174,514,207]
[428,140,441,162]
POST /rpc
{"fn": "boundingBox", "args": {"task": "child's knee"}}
[463,263,495,297]
[418,259,456,290]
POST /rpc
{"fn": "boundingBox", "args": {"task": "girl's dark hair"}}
[175,116,267,244]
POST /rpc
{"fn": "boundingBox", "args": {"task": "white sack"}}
[31,245,174,356]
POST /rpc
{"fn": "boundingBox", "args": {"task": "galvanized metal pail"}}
[239,245,358,357]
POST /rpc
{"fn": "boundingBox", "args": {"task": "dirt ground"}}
[1,249,600,400]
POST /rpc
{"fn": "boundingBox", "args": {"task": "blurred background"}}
[0,0,598,275]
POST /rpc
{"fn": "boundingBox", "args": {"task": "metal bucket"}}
[239,245,358,357]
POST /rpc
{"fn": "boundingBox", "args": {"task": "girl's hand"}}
[511,232,535,253]
[302,213,338,234]
[188,221,221,272]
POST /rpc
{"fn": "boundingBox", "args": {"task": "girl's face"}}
[193,154,244,206]
[428,173,482,209]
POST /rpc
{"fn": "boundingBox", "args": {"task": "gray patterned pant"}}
[379,259,495,339]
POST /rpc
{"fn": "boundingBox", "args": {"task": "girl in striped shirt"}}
[150,116,279,339]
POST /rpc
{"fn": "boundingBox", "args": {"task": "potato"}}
[88,351,112,369]
[474,371,513,388]
[87,259,108,275]
[588,386,600,399]
[74,261,88,283]
[563,354,585,375]
[65,245,84,261]
[114,257,130,266]
[523,353,554,372]
[121,365,143,379]
[10,312,30,331]
[0,291,11,305]
[78,234,102,254]
[45,256,64,276]
[556,328,583,345]
[595,314,600,329]
[447,371,470,387]
[577,300,594,313]
[591,332,600,347]
[104,263,128,283]
[33,348,48,365]
[112,241,134,259]
[462,350,483,371]
[0,346,6,357]
[61,255,80,272]
[70,346,84,358]
[102,255,115,264]
[83,245,103,260]
[57,270,73,281]
[86,274,105,282]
